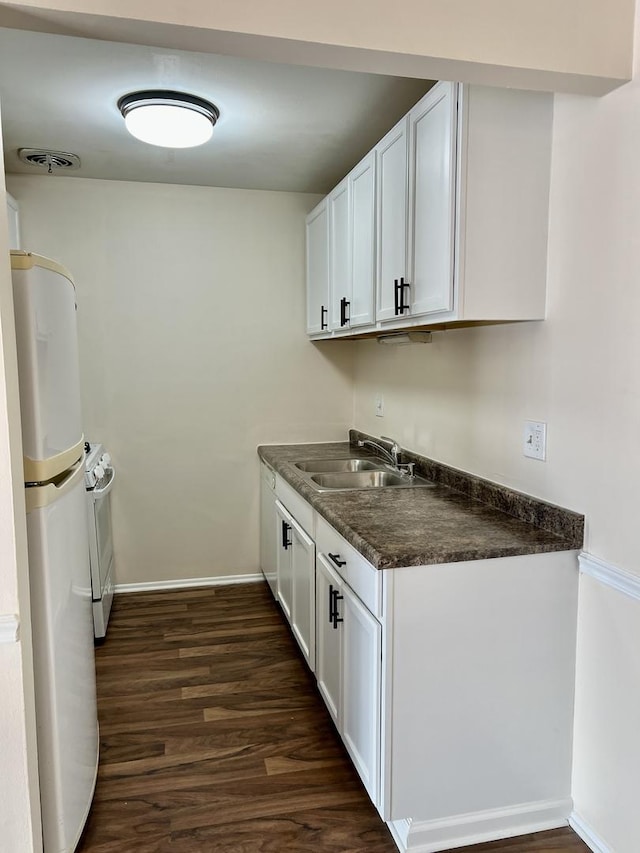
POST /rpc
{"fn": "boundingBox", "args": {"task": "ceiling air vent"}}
[18,148,81,174]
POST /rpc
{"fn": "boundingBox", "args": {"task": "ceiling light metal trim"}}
[117,89,219,149]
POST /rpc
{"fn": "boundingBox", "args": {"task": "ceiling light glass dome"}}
[118,90,220,149]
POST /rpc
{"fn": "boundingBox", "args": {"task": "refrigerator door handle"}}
[24,459,85,511]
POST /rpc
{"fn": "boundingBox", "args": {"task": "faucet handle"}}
[380,435,401,465]
[398,461,415,478]
[380,435,400,451]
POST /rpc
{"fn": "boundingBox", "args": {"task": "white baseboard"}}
[387,818,412,852]
[569,811,612,853]
[114,573,264,594]
[0,614,19,644]
[387,798,572,853]
[579,552,640,602]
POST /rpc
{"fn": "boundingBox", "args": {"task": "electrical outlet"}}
[375,393,384,418]
[523,421,547,461]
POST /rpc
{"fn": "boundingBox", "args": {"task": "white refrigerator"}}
[11,251,99,852]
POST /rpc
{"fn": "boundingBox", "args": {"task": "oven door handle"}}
[91,466,115,497]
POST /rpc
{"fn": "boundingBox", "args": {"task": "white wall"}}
[353,15,640,851]
[8,175,354,585]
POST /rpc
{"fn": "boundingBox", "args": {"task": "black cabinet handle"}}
[321,305,328,330]
[340,297,350,327]
[394,277,410,315]
[399,277,410,314]
[281,520,291,550]
[329,583,336,624]
[329,585,343,629]
[332,588,344,629]
[328,552,346,568]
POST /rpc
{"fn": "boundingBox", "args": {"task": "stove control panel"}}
[84,442,114,490]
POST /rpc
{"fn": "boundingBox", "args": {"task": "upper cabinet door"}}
[376,117,409,322]
[329,179,350,330]
[408,82,458,319]
[349,151,376,328]
[305,198,329,335]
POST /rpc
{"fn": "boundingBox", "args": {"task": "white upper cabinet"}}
[305,198,329,335]
[329,179,350,330]
[307,81,553,338]
[349,151,376,328]
[407,82,457,320]
[452,84,552,324]
[328,152,376,332]
[402,82,552,327]
[375,118,409,322]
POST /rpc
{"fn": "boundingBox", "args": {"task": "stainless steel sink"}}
[294,458,383,473]
[308,470,436,492]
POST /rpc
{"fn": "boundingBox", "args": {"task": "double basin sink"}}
[294,457,435,492]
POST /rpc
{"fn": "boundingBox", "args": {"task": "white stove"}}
[84,442,115,641]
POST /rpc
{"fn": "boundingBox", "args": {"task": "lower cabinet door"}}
[291,519,315,671]
[342,584,382,806]
[275,500,293,621]
[259,466,278,599]
[316,554,342,725]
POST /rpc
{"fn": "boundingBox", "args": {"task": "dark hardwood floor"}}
[78,582,590,853]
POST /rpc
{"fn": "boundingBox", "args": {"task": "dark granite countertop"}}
[258,438,584,570]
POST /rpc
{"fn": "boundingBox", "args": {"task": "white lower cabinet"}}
[262,467,578,852]
[315,554,342,723]
[275,500,293,621]
[315,518,578,851]
[290,520,315,669]
[275,498,316,671]
[316,552,381,805]
[341,577,381,805]
[316,522,382,807]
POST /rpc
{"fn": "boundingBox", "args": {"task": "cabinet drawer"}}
[316,515,382,618]
[275,474,314,537]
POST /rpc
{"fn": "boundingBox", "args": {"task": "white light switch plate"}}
[375,393,384,418]
[524,421,547,461]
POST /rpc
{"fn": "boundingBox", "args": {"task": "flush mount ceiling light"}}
[118,90,219,149]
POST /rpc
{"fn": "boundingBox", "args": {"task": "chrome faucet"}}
[357,436,415,477]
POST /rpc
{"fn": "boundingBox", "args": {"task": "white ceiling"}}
[0,27,431,193]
